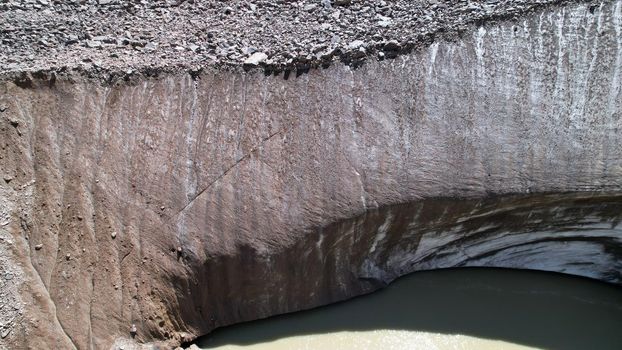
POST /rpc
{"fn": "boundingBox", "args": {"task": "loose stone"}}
[244,52,268,65]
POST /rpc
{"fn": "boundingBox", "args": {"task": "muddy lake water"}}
[197,268,622,350]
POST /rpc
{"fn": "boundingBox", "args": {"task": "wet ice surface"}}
[198,268,622,350]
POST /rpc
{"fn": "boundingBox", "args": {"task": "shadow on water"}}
[197,268,622,350]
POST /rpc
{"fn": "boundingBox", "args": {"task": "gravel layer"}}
[0,0,590,81]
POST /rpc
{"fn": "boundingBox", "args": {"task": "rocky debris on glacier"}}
[0,0,584,81]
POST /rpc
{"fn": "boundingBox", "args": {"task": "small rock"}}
[129,40,146,48]
[85,40,102,48]
[304,4,317,12]
[333,0,352,6]
[111,231,117,239]
[177,246,182,253]
[0,104,7,112]
[1,328,10,339]
[377,18,393,27]
[65,35,79,45]
[244,52,268,65]
[3,175,13,183]
[145,42,158,52]
[65,253,71,260]
[35,244,43,250]
[383,40,400,51]
[242,46,257,55]
[348,40,365,50]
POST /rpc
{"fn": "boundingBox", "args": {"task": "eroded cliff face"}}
[1,1,621,349]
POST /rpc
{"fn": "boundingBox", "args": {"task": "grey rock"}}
[1,328,10,339]
[242,46,257,55]
[145,42,158,52]
[348,40,365,49]
[304,4,317,12]
[65,35,79,45]
[333,0,352,6]
[383,39,400,51]
[244,51,268,65]
[85,40,102,48]
[376,14,392,27]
